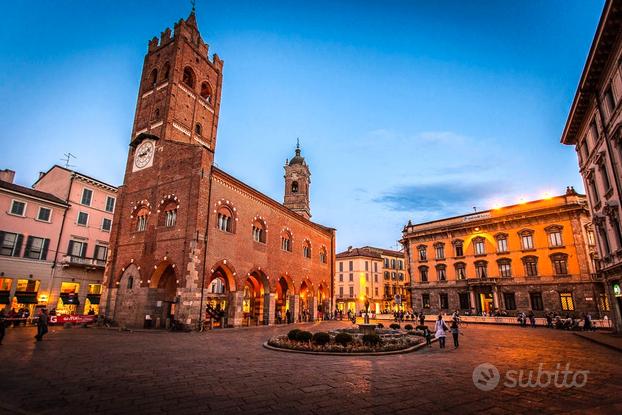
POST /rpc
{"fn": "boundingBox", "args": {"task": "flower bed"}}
[266,329,424,354]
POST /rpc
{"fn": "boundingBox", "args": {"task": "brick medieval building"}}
[101,11,336,328]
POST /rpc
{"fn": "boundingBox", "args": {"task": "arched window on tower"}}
[195,123,202,136]
[162,62,170,81]
[135,206,149,232]
[200,81,213,104]
[149,68,158,88]
[291,181,299,193]
[183,66,195,89]
[217,205,235,233]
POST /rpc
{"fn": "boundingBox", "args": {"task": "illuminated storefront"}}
[84,284,102,315]
[12,279,40,316]
[56,282,80,315]
[0,277,11,311]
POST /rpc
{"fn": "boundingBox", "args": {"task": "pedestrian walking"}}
[450,320,461,348]
[0,309,6,345]
[35,309,49,341]
[434,315,449,349]
[546,312,553,329]
[528,310,536,328]
[419,312,425,326]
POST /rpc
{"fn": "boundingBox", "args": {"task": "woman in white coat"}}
[434,314,449,349]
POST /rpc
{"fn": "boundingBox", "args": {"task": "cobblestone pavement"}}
[1,322,621,414]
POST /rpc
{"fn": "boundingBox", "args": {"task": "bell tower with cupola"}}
[284,140,311,219]
[130,8,224,153]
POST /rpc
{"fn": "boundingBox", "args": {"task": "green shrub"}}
[312,332,330,345]
[335,332,354,346]
[404,324,413,331]
[376,323,384,328]
[362,333,381,346]
[296,330,313,342]
[389,323,400,330]
[287,329,301,340]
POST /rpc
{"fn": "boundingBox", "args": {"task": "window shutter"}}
[13,234,23,257]
[67,241,75,258]
[0,231,5,249]
[81,243,88,258]
[41,239,50,260]
[23,236,33,258]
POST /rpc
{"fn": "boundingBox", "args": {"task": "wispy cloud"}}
[418,131,467,143]
[374,180,511,215]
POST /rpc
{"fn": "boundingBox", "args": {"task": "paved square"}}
[0,322,621,414]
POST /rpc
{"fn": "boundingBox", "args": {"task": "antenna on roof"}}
[61,152,77,169]
[473,206,477,212]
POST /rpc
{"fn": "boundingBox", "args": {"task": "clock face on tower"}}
[133,140,155,171]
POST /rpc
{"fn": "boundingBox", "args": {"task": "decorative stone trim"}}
[173,122,191,136]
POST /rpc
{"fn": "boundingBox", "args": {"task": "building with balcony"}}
[561,0,622,332]
[335,246,406,314]
[402,189,607,317]
[0,166,118,317]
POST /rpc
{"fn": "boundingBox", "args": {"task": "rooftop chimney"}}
[0,169,15,183]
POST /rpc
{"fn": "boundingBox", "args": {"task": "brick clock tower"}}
[284,141,312,219]
[102,10,225,326]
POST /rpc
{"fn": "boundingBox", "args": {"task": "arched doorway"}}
[205,265,236,328]
[299,280,313,322]
[275,277,290,324]
[150,262,178,328]
[242,271,269,326]
[113,264,142,326]
[317,283,330,319]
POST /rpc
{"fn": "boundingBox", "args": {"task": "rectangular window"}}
[94,245,108,261]
[365,261,369,271]
[521,234,534,250]
[81,188,93,206]
[339,287,343,297]
[503,292,517,310]
[476,263,487,279]
[68,240,87,258]
[497,238,508,253]
[560,292,574,311]
[0,277,12,291]
[349,261,353,271]
[374,274,378,283]
[456,265,466,280]
[580,140,589,163]
[374,263,378,272]
[102,218,112,232]
[422,294,430,309]
[589,120,598,142]
[24,236,49,260]
[375,287,378,297]
[524,259,538,277]
[16,279,40,292]
[459,293,470,310]
[77,212,89,226]
[435,245,444,259]
[601,163,612,192]
[548,231,563,247]
[499,262,511,278]
[88,284,103,294]
[10,200,26,216]
[474,240,486,255]
[455,244,464,257]
[590,178,600,202]
[349,273,353,282]
[439,293,449,309]
[349,286,354,297]
[598,293,610,311]
[420,268,428,282]
[137,216,147,232]
[105,196,116,213]
[37,207,51,222]
[339,262,343,272]
[437,268,446,281]
[419,248,427,261]
[0,232,23,256]
[605,85,616,115]
[530,292,544,311]
[339,274,343,282]
[553,257,568,275]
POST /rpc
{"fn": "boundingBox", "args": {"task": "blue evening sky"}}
[0,1,604,251]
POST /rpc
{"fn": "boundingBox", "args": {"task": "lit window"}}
[520,231,535,250]
[560,292,574,311]
[473,238,486,255]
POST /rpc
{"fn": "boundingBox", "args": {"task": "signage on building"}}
[613,283,622,298]
[462,212,491,222]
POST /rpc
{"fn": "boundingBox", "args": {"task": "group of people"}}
[0,308,50,345]
[420,313,463,349]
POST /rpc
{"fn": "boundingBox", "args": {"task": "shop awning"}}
[0,290,10,304]
[60,293,80,305]
[14,291,38,304]
[86,294,101,305]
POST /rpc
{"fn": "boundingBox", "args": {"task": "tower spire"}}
[296,137,301,156]
[191,0,196,14]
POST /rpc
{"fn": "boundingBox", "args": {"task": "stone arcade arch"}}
[148,261,179,328]
[299,279,315,322]
[112,264,143,327]
[317,282,330,318]
[205,261,238,327]
[275,275,295,324]
[242,270,270,326]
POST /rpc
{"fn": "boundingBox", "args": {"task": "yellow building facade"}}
[402,190,609,317]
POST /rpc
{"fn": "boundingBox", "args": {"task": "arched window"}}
[291,181,299,193]
[252,219,266,244]
[281,230,292,252]
[418,245,427,261]
[436,264,447,281]
[384,271,390,280]
[545,225,564,247]
[474,260,488,279]
[162,62,170,81]
[217,206,234,233]
[519,229,535,250]
[454,262,466,280]
[149,68,158,88]
[434,242,445,259]
[550,253,569,275]
[200,81,213,103]
[303,240,311,259]
[473,237,486,255]
[182,66,195,89]
[453,239,464,257]
[209,278,225,294]
[319,246,327,264]
[495,233,509,253]
[419,266,429,282]
[195,123,202,136]
[136,207,149,232]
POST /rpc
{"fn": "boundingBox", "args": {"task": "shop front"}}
[11,279,41,318]
[84,284,102,315]
[56,282,80,315]
[0,277,11,311]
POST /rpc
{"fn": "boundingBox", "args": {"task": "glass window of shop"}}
[56,282,80,315]
[11,279,40,318]
[84,284,102,315]
[0,277,12,311]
